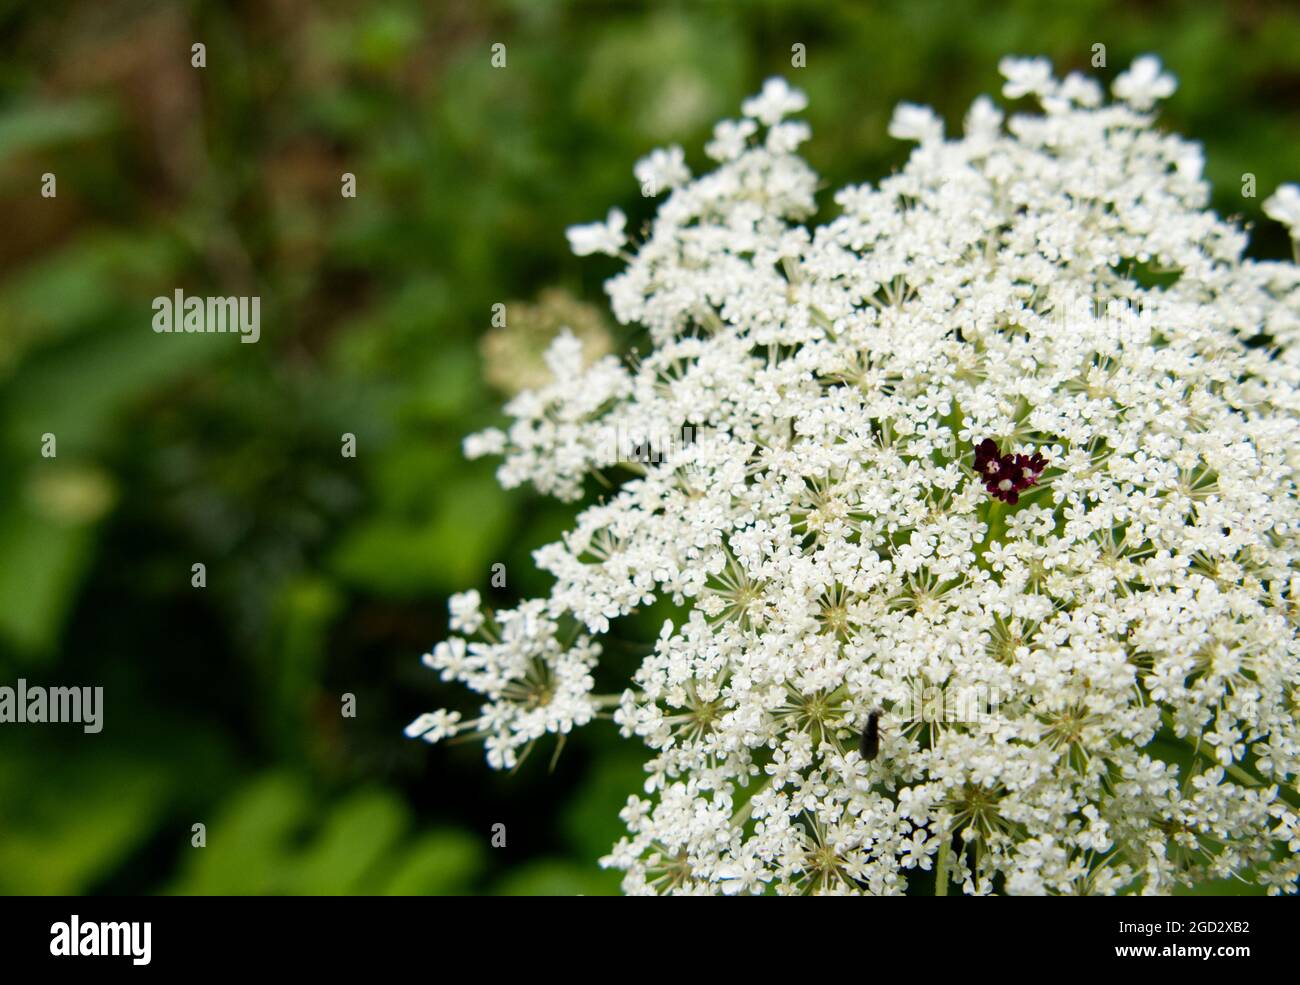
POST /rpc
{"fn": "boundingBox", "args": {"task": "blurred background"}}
[0,0,1297,895]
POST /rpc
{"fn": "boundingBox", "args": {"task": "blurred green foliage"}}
[0,0,1296,895]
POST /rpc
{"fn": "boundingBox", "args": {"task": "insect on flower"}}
[859,709,882,762]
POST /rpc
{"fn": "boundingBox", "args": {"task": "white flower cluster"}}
[409,59,1300,895]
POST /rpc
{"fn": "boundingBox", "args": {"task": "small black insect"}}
[859,709,882,762]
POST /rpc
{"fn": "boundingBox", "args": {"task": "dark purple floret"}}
[973,438,1001,475]
[974,439,1045,504]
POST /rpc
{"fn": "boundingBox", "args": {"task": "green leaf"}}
[0,747,171,894]
[369,829,486,896]
[493,859,621,897]
[331,472,511,595]
[286,788,409,894]
[0,99,114,163]
[170,773,314,896]
[0,498,96,655]
[561,748,646,861]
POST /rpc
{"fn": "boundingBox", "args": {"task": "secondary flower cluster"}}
[409,57,1300,895]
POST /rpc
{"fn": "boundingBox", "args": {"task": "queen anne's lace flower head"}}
[410,56,1300,895]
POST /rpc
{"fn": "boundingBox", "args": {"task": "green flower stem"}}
[935,834,953,896]
[1160,709,1300,810]
[731,777,772,826]
[978,499,1007,561]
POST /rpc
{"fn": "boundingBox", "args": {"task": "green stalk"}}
[980,499,1007,555]
[935,835,953,896]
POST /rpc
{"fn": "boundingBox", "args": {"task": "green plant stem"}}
[1160,709,1300,810]
[980,499,1007,555]
[935,835,952,896]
